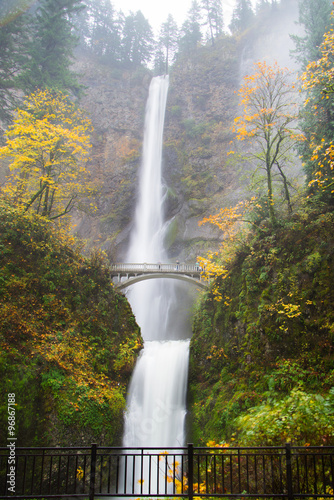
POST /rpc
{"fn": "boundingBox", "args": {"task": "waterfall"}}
[122,75,191,492]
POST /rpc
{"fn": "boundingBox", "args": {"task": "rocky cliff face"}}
[72,59,152,260]
[74,1,301,264]
[73,41,242,263]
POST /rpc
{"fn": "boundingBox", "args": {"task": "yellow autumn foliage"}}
[0,89,95,220]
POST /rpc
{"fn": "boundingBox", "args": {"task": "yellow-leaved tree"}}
[230,61,303,226]
[0,89,94,220]
[301,16,334,197]
[198,198,260,301]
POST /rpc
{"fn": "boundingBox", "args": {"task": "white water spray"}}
[123,76,191,476]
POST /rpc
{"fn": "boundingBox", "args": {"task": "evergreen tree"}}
[0,5,30,122]
[291,0,333,68]
[255,0,271,14]
[72,0,92,51]
[229,0,254,34]
[153,49,166,76]
[158,15,179,74]
[87,0,121,61]
[121,11,154,66]
[200,0,224,46]
[179,0,202,54]
[20,0,85,95]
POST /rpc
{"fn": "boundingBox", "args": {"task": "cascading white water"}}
[122,76,191,491]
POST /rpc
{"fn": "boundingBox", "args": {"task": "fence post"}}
[188,443,194,500]
[89,443,97,500]
[285,443,294,500]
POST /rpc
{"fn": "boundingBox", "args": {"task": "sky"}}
[1,0,258,35]
[111,0,258,35]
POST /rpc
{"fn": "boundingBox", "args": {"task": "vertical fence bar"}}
[83,454,87,494]
[262,452,266,494]
[132,453,136,494]
[238,449,241,493]
[140,449,144,495]
[156,452,159,494]
[313,452,318,495]
[188,443,194,500]
[115,454,120,493]
[148,453,152,494]
[39,449,45,495]
[285,443,294,500]
[165,454,168,494]
[31,455,36,495]
[321,454,325,495]
[213,453,217,493]
[48,455,52,494]
[65,454,70,493]
[197,450,200,493]
[89,443,97,500]
[181,451,185,494]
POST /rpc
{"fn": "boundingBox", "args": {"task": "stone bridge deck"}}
[110,263,206,290]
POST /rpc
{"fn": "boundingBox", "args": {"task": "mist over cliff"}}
[72,0,302,264]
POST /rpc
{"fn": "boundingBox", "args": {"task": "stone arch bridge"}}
[111,263,207,290]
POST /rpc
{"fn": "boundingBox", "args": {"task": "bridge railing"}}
[1,443,334,499]
[110,262,202,274]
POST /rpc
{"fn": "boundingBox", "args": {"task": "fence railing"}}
[1,443,333,499]
[110,263,202,274]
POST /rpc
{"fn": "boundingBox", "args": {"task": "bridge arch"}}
[115,272,207,290]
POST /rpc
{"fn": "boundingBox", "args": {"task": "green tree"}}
[72,0,95,52]
[0,89,93,220]
[231,61,301,225]
[200,0,223,45]
[153,48,166,76]
[0,4,30,122]
[87,0,121,61]
[20,0,84,95]
[179,0,202,54]
[158,15,179,74]
[229,0,254,34]
[121,11,154,66]
[291,0,333,68]
[255,0,271,14]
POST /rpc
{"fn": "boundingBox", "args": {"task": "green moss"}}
[164,217,179,250]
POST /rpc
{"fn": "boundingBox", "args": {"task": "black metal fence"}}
[0,443,333,499]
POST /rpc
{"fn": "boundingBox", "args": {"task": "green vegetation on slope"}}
[0,201,142,446]
[189,4,334,448]
[189,202,334,446]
